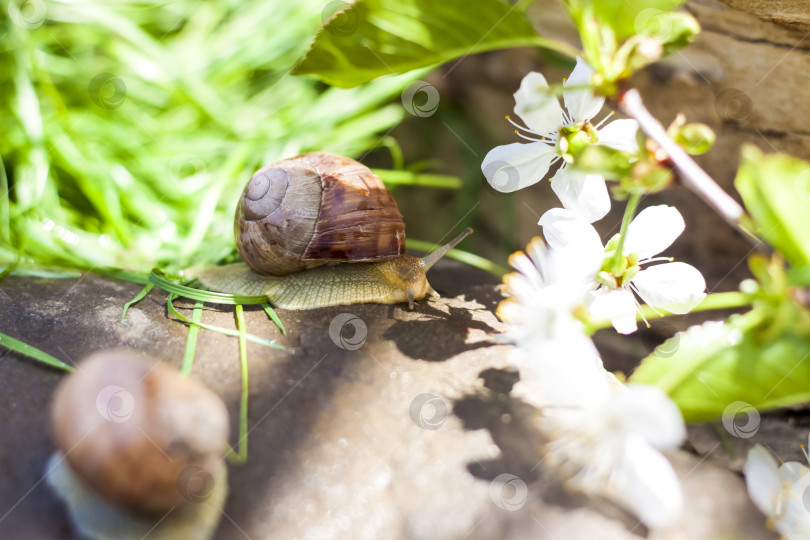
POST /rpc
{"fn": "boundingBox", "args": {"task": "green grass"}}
[0,0,431,277]
[0,331,72,371]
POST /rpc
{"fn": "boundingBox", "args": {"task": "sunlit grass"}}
[0,331,72,371]
[0,0,432,277]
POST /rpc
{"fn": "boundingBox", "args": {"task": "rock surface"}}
[0,259,778,539]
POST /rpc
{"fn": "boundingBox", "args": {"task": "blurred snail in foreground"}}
[47,350,229,540]
[194,152,473,309]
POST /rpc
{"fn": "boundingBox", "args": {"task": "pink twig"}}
[619,88,755,242]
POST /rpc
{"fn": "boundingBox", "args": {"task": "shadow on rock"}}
[382,303,498,362]
[454,368,645,534]
[453,368,545,482]
[459,284,504,315]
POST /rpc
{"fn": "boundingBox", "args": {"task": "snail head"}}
[377,227,473,309]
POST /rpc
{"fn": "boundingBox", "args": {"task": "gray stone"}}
[0,259,777,539]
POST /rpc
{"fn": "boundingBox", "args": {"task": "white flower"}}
[539,205,707,334]
[482,58,639,223]
[745,442,810,538]
[540,383,686,528]
[497,237,608,407]
[496,237,686,529]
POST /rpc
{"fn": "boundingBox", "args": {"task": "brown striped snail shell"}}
[237,152,406,276]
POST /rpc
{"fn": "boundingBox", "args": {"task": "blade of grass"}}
[372,169,461,188]
[151,269,269,305]
[262,303,285,334]
[167,294,283,350]
[0,332,73,372]
[181,301,204,376]
[226,304,249,465]
[0,250,21,284]
[122,283,155,321]
[0,153,9,244]
[380,136,404,171]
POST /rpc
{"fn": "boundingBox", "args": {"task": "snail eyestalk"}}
[419,228,474,271]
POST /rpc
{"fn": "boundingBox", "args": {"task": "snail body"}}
[195,152,472,309]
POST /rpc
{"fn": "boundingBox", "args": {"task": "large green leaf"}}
[735,145,810,267]
[629,316,810,422]
[293,0,575,88]
[584,0,684,41]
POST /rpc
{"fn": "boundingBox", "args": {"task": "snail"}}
[193,152,473,310]
[46,350,229,540]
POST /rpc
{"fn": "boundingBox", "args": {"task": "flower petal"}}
[783,473,810,536]
[633,262,706,314]
[514,340,610,408]
[610,384,685,449]
[482,142,556,193]
[597,119,639,153]
[612,434,683,528]
[587,288,638,334]
[624,205,685,259]
[550,168,610,223]
[538,208,604,276]
[783,461,810,482]
[563,58,605,122]
[744,445,782,517]
[513,72,564,134]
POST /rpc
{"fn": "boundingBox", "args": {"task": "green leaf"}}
[568,1,697,88]
[293,0,576,88]
[671,122,715,155]
[585,0,684,41]
[656,12,701,58]
[573,145,636,178]
[629,315,810,422]
[735,145,810,267]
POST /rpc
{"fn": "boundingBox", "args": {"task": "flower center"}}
[596,251,640,290]
[557,121,598,163]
